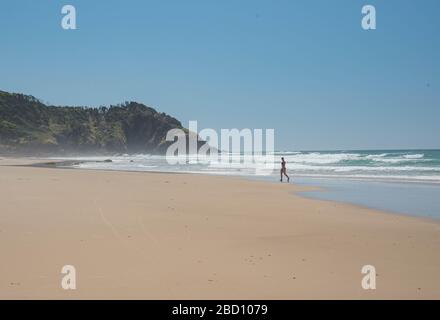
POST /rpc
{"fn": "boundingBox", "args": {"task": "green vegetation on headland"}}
[0,90,190,155]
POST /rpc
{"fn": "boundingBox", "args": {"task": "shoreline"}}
[23,158,440,223]
[3,156,440,224]
[1,157,440,299]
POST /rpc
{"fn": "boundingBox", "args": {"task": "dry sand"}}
[0,157,439,299]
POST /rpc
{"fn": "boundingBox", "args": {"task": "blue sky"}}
[1,0,439,150]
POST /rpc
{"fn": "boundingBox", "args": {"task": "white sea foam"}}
[403,154,424,159]
[282,153,362,164]
[49,150,440,183]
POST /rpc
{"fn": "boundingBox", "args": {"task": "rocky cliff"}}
[0,90,190,155]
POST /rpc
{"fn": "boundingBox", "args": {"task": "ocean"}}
[51,149,440,219]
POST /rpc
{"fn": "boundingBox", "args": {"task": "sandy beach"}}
[0,157,439,299]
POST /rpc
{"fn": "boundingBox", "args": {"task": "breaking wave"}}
[50,149,440,183]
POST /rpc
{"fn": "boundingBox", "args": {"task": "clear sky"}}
[1,0,439,150]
